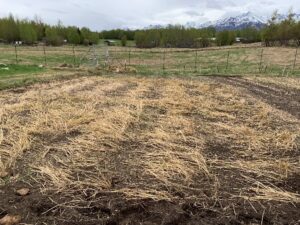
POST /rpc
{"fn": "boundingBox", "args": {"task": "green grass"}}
[0,64,45,77]
[0,64,46,90]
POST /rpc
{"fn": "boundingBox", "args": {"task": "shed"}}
[104,40,116,46]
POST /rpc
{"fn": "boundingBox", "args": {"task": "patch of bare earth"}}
[0,75,299,225]
[214,76,300,119]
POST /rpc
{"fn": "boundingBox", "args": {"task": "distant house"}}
[236,37,249,43]
[104,40,116,46]
[236,37,242,43]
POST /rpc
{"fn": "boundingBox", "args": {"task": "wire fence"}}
[0,44,299,76]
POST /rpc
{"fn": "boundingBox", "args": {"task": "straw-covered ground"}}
[0,75,299,225]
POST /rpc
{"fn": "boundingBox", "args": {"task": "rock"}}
[59,63,72,68]
[0,215,21,225]
[38,64,44,68]
[16,188,30,196]
[60,63,68,67]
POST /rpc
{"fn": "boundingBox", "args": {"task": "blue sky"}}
[0,0,299,30]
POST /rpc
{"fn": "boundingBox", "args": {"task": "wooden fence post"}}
[43,45,47,66]
[15,45,18,64]
[225,50,230,72]
[72,45,76,67]
[259,48,264,73]
[293,47,298,72]
[124,51,127,70]
[163,50,166,73]
[194,50,198,72]
[128,49,131,66]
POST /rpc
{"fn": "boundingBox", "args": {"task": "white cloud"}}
[0,0,299,30]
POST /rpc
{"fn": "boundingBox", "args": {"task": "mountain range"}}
[147,12,300,30]
[194,12,300,30]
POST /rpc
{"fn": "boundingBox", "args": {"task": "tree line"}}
[100,11,300,49]
[100,29,135,41]
[262,11,300,46]
[99,25,262,48]
[0,14,99,46]
[135,26,215,48]
[133,26,261,48]
[2,11,299,48]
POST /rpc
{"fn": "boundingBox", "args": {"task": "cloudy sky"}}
[0,0,299,30]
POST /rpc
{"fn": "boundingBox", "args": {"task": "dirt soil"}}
[0,75,299,225]
[214,76,300,119]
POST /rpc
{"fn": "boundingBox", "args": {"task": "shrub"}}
[121,35,127,46]
[45,27,63,46]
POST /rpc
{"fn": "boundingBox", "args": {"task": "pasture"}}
[0,45,299,225]
[0,44,300,77]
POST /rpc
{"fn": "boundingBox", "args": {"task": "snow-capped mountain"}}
[145,12,300,31]
[195,12,300,30]
[197,12,267,30]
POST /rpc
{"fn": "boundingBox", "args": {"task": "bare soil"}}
[214,76,300,119]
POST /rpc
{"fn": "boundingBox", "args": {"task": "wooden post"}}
[225,50,230,72]
[135,49,139,66]
[259,48,264,72]
[293,47,298,72]
[163,50,166,73]
[128,49,131,66]
[72,45,76,67]
[124,50,127,70]
[282,66,287,76]
[43,45,47,66]
[194,50,198,72]
[139,50,141,66]
[15,45,18,64]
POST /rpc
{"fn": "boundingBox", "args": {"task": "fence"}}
[107,46,300,76]
[0,45,100,67]
[0,44,300,76]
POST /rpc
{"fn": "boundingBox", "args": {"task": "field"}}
[0,44,300,224]
[0,44,300,81]
[0,44,299,92]
[0,73,299,224]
